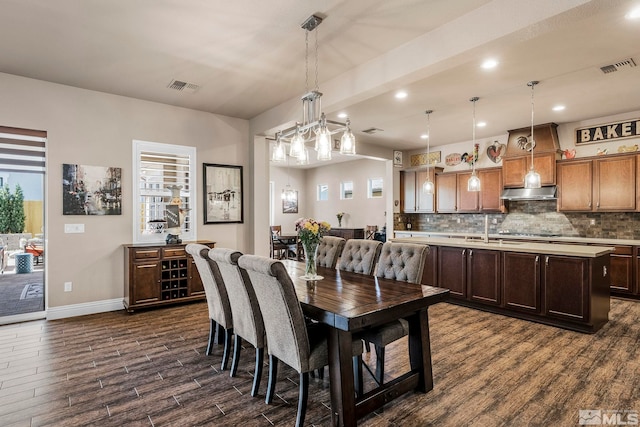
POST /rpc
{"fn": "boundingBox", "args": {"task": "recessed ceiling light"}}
[625,6,640,19]
[481,59,498,69]
[395,91,408,99]
[337,112,348,119]
[476,121,487,127]
[420,134,428,140]
[552,105,566,111]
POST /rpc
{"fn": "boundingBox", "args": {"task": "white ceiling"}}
[1,0,639,161]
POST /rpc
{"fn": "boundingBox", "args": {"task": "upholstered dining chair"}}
[208,247,266,397]
[237,254,364,427]
[338,239,383,275]
[185,243,233,370]
[316,236,346,269]
[362,241,429,385]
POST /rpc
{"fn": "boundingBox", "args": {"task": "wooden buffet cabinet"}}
[124,241,215,312]
[326,228,365,240]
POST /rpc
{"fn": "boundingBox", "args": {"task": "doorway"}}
[0,126,46,324]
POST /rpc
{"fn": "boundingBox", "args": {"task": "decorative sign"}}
[393,150,403,167]
[576,118,640,145]
[445,153,462,166]
[410,151,441,167]
[486,141,506,163]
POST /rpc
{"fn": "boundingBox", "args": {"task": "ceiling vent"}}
[167,79,200,94]
[362,127,384,134]
[600,58,636,74]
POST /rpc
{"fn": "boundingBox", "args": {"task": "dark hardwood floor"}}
[0,297,638,426]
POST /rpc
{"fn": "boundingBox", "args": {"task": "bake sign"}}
[576,118,640,145]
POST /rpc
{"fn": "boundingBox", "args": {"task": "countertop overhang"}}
[391,236,614,258]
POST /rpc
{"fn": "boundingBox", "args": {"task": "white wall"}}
[269,165,306,232]
[0,72,249,312]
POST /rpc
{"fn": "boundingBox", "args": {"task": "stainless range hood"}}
[500,186,557,201]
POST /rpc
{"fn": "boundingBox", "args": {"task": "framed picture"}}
[283,191,298,213]
[203,163,243,224]
[393,150,403,167]
[62,164,122,215]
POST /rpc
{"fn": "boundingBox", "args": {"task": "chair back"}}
[208,248,265,350]
[270,225,282,238]
[317,236,345,269]
[338,239,383,275]
[238,254,314,373]
[375,241,429,284]
[185,243,232,329]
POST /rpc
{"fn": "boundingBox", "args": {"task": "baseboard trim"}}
[47,298,123,320]
[0,311,46,325]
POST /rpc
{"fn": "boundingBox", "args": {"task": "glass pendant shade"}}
[316,120,332,160]
[317,139,332,160]
[423,179,435,194]
[467,171,481,192]
[339,119,356,155]
[289,129,305,159]
[272,140,286,162]
[281,184,296,201]
[524,169,541,189]
[296,148,310,165]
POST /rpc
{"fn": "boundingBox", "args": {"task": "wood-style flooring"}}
[0,298,638,426]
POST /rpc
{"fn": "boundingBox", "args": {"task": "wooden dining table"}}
[282,260,450,427]
[274,234,302,260]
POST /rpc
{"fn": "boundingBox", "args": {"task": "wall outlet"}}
[590,219,596,225]
[64,282,72,292]
[457,218,461,223]
[64,224,85,233]
[492,218,498,224]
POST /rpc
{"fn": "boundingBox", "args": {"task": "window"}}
[368,178,383,198]
[318,184,328,201]
[340,181,353,200]
[133,140,196,243]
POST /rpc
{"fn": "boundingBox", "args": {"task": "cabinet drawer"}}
[164,248,186,258]
[613,246,633,255]
[134,249,160,260]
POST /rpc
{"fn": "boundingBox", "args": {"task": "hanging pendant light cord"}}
[426,110,432,173]
[530,81,536,169]
[471,97,478,174]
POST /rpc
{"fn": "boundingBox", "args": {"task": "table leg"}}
[327,328,356,427]
[407,308,433,392]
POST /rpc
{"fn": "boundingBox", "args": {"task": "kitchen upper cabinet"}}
[401,168,439,213]
[503,152,557,188]
[456,168,503,213]
[557,154,636,212]
[436,173,457,213]
[503,252,541,314]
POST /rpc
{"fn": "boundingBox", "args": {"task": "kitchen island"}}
[392,236,614,333]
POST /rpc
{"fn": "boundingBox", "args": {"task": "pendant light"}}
[289,124,305,158]
[281,154,296,201]
[467,97,481,192]
[422,109,435,194]
[271,132,286,163]
[524,80,542,189]
[339,118,356,155]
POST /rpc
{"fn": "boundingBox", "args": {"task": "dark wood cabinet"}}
[124,241,215,312]
[503,152,557,188]
[502,252,541,314]
[326,228,365,240]
[421,245,438,286]
[557,154,636,212]
[467,248,501,305]
[543,255,590,322]
[437,246,467,298]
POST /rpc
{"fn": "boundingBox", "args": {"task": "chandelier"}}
[271,14,355,163]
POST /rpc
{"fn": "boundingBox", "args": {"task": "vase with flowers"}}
[336,212,345,227]
[295,217,331,280]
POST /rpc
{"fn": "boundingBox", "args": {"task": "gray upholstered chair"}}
[363,241,429,385]
[185,243,233,370]
[316,236,345,269]
[338,239,383,275]
[208,248,266,397]
[237,254,363,427]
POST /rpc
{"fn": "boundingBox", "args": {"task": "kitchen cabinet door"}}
[543,255,589,322]
[456,172,479,212]
[479,168,503,212]
[594,155,636,211]
[503,153,556,187]
[557,160,593,211]
[436,173,457,213]
[502,252,541,314]
[416,169,436,212]
[400,170,417,213]
[420,245,438,286]
[437,246,467,298]
[467,248,501,305]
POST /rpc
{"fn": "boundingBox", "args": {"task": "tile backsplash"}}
[394,201,640,239]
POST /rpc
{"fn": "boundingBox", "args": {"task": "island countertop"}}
[391,236,614,258]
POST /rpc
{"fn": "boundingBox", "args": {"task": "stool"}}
[15,253,33,274]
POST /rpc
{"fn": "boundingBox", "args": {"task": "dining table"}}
[274,233,302,261]
[282,260,450,427]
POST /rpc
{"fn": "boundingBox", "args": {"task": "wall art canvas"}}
[282,191,298,214]
[204,163,243,224]
[62,164,122,215]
